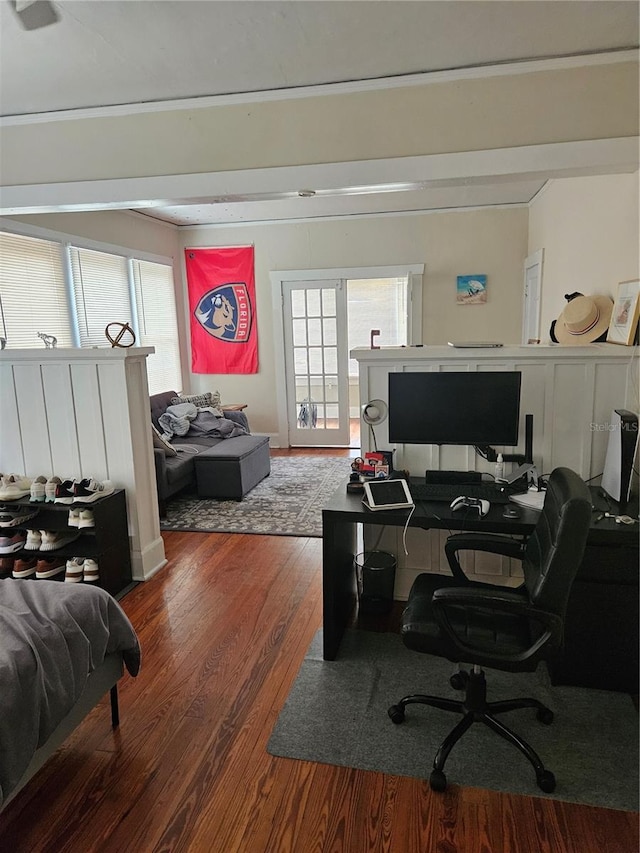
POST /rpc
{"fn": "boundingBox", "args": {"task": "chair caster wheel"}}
[388,705,405,724]
[537,770,556,793]
[536,707,554,725]
[449,671,469,691]
[429,769,447,792]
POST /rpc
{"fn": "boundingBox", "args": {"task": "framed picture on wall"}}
[456,275,487,305]
[607,279,640,346]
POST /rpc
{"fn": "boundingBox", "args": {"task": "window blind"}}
[0,232,73,348]
[70,246,131,347]
[347,277,408,376]
[132,259,182,394]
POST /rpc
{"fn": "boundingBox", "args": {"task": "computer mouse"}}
[503,506,520,519]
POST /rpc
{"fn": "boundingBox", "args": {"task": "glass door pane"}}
[283,280,349,446]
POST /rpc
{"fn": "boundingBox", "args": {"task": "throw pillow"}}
[151,424,178,457]
[170,390,222,409]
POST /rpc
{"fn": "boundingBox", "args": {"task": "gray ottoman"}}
[195,435,270,499]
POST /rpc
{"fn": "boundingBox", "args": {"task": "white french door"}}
[282,279,350,446]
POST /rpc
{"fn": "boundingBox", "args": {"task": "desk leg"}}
[322,513,357,660]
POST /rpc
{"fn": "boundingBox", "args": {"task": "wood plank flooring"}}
[0,454,637,852]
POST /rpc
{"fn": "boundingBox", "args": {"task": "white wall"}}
[528,173,640,340]
[178,207,528,437]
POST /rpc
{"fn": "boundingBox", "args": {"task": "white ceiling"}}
[1,1,638,226]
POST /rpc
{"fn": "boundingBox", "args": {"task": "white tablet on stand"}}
[362,479,414,511]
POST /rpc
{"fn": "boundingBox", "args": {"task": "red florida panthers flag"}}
[185,246,258,374]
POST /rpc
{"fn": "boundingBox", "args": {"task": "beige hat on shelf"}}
[553,295,613,345]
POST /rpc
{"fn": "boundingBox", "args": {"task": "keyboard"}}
[409,482,511,504]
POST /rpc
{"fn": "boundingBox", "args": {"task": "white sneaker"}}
[68,508,81,527]
[73,479,114,503]
[83,559,99,583]
[39,530,80,551]
[45,476,62,502]
[0,475,32,501]
[29,475,48,502]
[24,529,42,550]
[64,557,84,582]
[77,509,95,529]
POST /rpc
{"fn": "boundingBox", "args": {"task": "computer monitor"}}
[388,371,522,447]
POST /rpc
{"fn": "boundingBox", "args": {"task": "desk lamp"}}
[362,399,388,452]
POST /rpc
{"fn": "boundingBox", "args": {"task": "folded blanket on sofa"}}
[159,403,249,440]
[187,410,249,438]
[158,402,198,438]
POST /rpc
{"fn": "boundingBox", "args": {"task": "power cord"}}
[401,503,416,555]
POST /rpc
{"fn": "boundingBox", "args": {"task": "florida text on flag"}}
[185,246,258,374]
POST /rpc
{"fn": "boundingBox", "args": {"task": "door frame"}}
[270,264,424,448]
[522,249,544,344]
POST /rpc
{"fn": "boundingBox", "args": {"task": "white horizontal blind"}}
[132,259,182,394]
[0,232,73,348]
[347,277,408,376]
[70,247,131,347]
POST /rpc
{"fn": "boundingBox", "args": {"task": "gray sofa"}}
[150,390,270,515]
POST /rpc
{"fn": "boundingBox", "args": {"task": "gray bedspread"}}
[0,579,140,806]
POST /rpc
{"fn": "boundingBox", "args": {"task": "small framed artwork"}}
[456,275,487,305]
[607,279,640,346]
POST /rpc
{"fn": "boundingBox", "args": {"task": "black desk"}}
[322,484,639,691]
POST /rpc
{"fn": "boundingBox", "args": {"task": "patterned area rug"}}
[160,455,350,537]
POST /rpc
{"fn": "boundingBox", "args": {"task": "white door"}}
[282,279,350,446]
[522,249,544,343]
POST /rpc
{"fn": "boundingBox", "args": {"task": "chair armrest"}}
[432,586,562,665]
[223,410,250,432]
[445,533,525,582]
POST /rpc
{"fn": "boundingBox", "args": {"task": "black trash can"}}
[354,551,397,614]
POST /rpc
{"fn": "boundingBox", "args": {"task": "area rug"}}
[160,455,350,537]
[268,630,639,811]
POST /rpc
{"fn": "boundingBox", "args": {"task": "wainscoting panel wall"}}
[354,344,638,595]
[0,348,166,582]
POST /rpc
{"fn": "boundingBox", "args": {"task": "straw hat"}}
[552,295,613,345]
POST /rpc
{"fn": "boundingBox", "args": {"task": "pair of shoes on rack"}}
[64,558,99,583]
[54,478,114,504]
[0,474,32,501]
[12,556,67,579]
[23,530,80,551]
[0,531,26,553]
[68,508,95,528]
[29,475,48,502]
[0,506,39,527]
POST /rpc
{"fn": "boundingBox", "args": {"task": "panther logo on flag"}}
[194,283,252,342]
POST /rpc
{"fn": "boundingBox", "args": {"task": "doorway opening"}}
[346,277,410,447]
[271,264,424,450]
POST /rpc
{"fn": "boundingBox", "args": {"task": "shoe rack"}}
[4,490,132,596]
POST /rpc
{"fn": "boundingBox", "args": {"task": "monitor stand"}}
[504,462,539,489]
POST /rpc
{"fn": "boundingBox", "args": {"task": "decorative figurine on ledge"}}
[105,322,136,348]
[37,332,57,348]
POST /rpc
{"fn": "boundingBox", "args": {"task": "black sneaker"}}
[54,479,76,504]
[0,506,39,528]
[73,479,114,503]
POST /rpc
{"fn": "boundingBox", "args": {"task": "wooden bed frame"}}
[1,653,124,810]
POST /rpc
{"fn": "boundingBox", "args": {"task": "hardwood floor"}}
[1,454,637,852]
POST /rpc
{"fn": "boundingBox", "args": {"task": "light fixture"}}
[11,1,59,30]
[361,399,388,452]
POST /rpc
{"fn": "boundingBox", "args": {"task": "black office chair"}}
[388,467,592,794]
